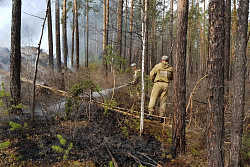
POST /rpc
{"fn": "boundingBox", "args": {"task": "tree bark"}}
[128,0,134,66]
[172,0,188,158]
[71,9,75,68]
[55,0,61,71]
[62,0,68,69]
[47,0,54,69]
[85,0,89,68]
[117,0,124,57]
[207,0,225,166]
[74,0,79,68]
[161,0,165,57]
[10,0,22,113]
[224,0,231,95]
[169,0,173,65]
[229,0,249,166]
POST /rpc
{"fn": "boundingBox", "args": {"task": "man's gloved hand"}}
[126,83,130,86]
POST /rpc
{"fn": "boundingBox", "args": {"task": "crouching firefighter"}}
[127,63,141,110]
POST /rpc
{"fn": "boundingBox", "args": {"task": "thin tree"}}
[229,0,249,166]
[85,0,89,68]
[47,0,54,69]
[74,0,79,68]
[10,0,22,113]
[32,0,50,125]
[128,0,134,65]
[103,0,107,71]
[207,0,225,166]
[140,0,147,136]
[62,0,68,68]
[169,0,173,65]
[55,0,61,71]
[161,0,165,57]
[124,0,128,62]
[172,0,188,158]
[117,0,124,57]
[71,8,75,68]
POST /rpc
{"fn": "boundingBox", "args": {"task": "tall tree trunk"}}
[117,0,124,57]
[161,0,165,57]
[55,0,61,71]
[10,0,21,113]
[62,0,68,69]
[128,0,134,66]
[151,0,157,68]
[103,0,107,72]
[224,0,231,95]
[187,0,193,74]
[74,0,79,68]
[203,0,206,73]
[229,0,249,166]
[71,9,75,68]
[145,0,149,75]
[106,0,109,56]
[172,0,188,158]
[85,0,89,68]
[47,0,54,69]
[207,0,225,166]
[231,0,237,78]
[169,0,173,65]
[140,0,147,136]
[124,0,128,62]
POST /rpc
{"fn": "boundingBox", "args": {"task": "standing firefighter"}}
[148,56,173,120]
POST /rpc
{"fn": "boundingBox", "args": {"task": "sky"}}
[0,0,49,50]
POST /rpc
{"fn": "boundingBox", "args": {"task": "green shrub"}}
[52,134,73,160]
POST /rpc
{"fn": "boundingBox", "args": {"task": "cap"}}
[162,55,169,61]
[131,63,136,67]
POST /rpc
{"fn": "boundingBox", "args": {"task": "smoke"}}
[0,0,49,50]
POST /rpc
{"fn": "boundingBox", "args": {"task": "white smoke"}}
[0,0,49,50]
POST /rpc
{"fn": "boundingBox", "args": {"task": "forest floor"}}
[0,68,250,166]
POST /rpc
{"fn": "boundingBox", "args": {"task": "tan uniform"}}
[129,69,141,85]
[148,62,173,116]
[129,69,141,98]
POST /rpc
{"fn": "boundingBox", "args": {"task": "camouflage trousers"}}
[148,82,169,117]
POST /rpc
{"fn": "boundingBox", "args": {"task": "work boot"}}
[148,115,153,120]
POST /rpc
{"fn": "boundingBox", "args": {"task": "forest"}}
[0,0,250,166]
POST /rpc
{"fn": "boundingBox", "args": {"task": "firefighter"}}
[148,55,173,121]
[127,63,141,110]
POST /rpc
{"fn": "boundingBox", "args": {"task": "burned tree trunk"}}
[172,0,188,158]
[229,0,249,166]
[207,0,225,166]
[10,0,22,113]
